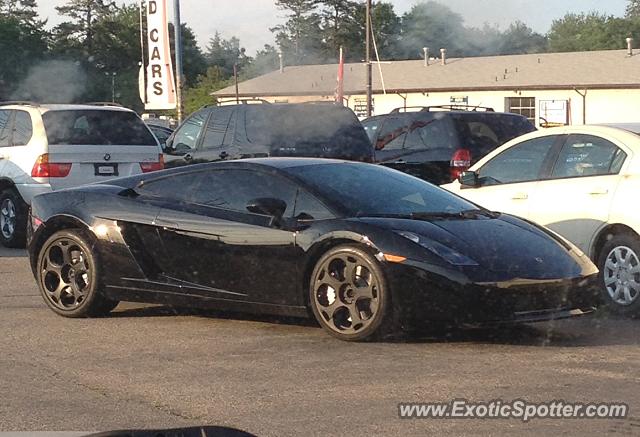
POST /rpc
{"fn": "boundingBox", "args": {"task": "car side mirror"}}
[459,171,480,188]
[246,197,287,218]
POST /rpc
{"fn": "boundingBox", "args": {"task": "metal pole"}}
[173,0,184,123]
[111,73,116,102]
[234,63,240,104]
[365,0,372,117]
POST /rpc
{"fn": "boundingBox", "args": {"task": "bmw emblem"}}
[104,153,111,161]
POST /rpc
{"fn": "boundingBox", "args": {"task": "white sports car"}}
[443,125,640,315]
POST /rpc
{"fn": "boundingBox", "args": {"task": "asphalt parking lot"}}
[1,246,639,436]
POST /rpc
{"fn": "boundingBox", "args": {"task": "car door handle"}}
[0,154,5,160]
[589,188,609,195]
[511,193,528,200]
[183,153,193,162]
[219,151,229,160]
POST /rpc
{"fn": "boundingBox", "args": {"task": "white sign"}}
[145,0,176,110]
[539,100,568,127]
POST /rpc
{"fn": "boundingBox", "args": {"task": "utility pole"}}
[234,63,240,104]
[173,0,184,123]
[365,0,372,117]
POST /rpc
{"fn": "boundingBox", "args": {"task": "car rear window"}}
[451,113,535,148]
[244,105,372,158]
[43,110,157,146]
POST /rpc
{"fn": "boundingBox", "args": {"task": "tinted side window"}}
[13,110,33,146]
[142,169,298,217]
[172,110,207,152]
[376,117,408,150]
[551,134,626,179]
[294,190,334,220]
[404,117,454,150]
[201,107,236,149]
[479,136,558,185]
[0,110,12,147]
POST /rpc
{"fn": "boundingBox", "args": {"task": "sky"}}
[39,0,629,54]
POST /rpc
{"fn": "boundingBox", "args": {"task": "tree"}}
[318,0,359,59]
[205,32,251,78]
[169,23,208,87]
[626,0,640,18]
[182,66,230,114]
[396,2,467,59]
[271,0,325,65]
[548,12,635,52]
[54,0,116,56]
[0,0,41,26]
[496,21,547,55]
[0,15,48,99]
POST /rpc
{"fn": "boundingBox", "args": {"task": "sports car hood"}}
[358,214,587,279]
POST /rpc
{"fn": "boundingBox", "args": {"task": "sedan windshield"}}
[287,162,478,216]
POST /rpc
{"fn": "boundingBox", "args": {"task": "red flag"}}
[335,46,344,105]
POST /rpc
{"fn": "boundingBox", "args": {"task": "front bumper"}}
[386,263,600,325]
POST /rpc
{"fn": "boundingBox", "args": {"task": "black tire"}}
[0,188,27,248]
[36,229,119,318]
[309,245,394,341]
[597,233,640,317]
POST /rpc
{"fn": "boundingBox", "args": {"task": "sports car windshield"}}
[287,163,479,216]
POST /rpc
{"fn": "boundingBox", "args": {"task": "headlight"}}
[395,230,479,266]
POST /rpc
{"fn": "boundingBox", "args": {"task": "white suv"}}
[0,103,163,247]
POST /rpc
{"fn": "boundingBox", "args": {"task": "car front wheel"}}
[37,229,119,317]
[309,245,393,341]
[598,233,640,317]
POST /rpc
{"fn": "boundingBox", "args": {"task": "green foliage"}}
[548,12,637,52]
[0,15,48,99]
[626,0,640,18]
[183,66,231,115]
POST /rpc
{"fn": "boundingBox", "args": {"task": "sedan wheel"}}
[37,230,119,317]
[310,245,391,341]
[598,234,640,316]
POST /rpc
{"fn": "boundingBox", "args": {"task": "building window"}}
[506,97,535,122]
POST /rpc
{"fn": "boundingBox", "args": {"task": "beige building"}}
[213,48,640,128]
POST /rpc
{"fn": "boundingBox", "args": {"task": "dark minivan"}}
[362,106,536,184]
[164,102,373,166]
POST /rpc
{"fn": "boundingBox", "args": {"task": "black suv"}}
[164,102,373,166]
[362,106,536,184]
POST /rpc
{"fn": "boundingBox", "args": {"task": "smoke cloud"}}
[12,60,86,103]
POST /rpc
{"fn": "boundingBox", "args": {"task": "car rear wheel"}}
[37,229,119,317]
[309,245,393,341]
[598,233,640,317]
[0,188,27,248]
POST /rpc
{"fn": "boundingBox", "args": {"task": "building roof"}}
[214,49,640,98]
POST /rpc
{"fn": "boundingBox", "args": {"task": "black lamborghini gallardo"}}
[28,159,600,341]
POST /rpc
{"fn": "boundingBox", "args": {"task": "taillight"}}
[31,154,72,178]
[140,154,165,173]
[450,148,472,180]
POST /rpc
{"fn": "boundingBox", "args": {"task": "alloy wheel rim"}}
[603,245,640,306]
[313,254,380,334]
[40,238,91,310]
[0,198,16,239]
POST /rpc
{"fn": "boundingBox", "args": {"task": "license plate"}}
[94,164,118,176]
